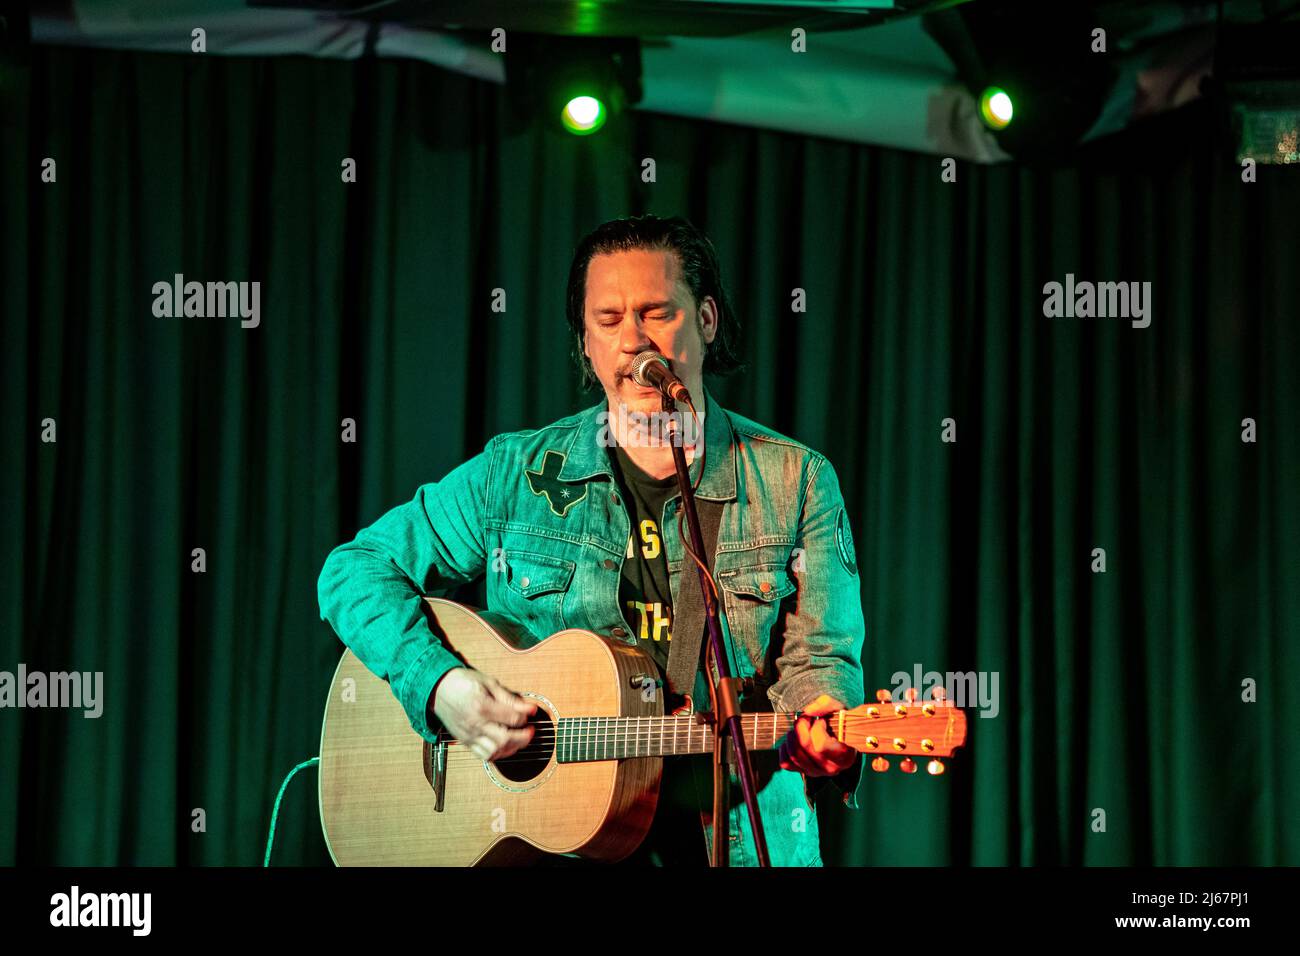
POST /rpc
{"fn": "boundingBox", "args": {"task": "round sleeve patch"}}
[834,507,858,576]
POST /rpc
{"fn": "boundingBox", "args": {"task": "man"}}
[318,214,866,866]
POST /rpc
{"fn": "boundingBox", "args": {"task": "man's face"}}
[582,248,717,418]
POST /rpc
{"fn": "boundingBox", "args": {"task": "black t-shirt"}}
[607,442,679,684]
[605,442,711,865]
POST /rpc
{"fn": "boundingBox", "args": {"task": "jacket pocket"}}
[716,561,795,679]
[716,563,795,601]
[504,550,575,598]
[501,550,576,635]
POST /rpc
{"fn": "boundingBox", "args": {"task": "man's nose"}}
[619,315,656,353]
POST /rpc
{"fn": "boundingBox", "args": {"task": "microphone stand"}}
[663,389,770,867]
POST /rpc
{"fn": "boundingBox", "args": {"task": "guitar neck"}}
[555,711,826,762]
[553,703,965,762]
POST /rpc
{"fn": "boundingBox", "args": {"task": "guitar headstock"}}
[834,687,968,776]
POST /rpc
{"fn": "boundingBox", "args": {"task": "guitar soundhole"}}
[492,710,556,782]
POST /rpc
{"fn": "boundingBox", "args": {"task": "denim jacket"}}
[317,386,867,866]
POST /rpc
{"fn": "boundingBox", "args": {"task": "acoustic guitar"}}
[318,598,967,866]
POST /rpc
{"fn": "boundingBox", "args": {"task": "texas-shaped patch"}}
[525,450,587,518]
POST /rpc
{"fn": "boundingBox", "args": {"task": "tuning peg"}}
[900,758,917,773]
[930,686,947,702]
[927,759,946,776]
[904,686,919,703]
[870,757,890,773]
[875,688,892,703]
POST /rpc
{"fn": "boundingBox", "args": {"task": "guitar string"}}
[438,742,943,765]
[430,713,950,764]
[432,711,930,747]
[437,739,941,766]
[432,711,943,747]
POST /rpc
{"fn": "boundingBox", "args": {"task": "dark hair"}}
[565,214,744,392]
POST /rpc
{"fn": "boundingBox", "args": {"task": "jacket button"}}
[612,626,628,638]
[602,558,617,570]
[759,581,771,593]
[520,576,530,588]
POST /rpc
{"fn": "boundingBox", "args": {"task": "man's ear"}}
[700,296,719,345]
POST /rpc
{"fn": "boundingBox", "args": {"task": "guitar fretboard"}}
[556,713,811,762]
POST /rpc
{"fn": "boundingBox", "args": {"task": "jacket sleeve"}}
[767,453,867,810]
[317,438,496,743]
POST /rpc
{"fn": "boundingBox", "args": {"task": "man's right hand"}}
[428,667,537,762]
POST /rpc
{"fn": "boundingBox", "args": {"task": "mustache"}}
[618,352,673,384]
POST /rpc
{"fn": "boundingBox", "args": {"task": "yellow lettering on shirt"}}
[650,602,671,642]
[624,600,672,643]
[627,600,650,640]
[639,519,661,559]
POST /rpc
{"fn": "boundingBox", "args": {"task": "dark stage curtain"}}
[1,46,1296,866]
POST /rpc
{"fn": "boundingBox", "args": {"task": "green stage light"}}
[979,87,1014,130]
[561,95,607,135]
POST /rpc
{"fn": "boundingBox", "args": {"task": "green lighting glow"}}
[561,95,606,135]
[979,87,1014,130]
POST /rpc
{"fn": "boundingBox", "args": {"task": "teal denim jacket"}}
[317,386,867,866]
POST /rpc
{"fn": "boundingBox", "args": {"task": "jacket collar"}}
[558,384,738,502]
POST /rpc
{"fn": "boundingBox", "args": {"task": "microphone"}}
[629,350,692,404]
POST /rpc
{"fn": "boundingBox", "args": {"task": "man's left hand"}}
[777,694,857,777]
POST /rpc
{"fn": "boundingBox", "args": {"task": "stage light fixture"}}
[979,87,1014,129]
[561,95,606,135]
[506,35,642,138]
[926,7,1114,161]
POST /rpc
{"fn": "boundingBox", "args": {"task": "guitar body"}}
[319,598,672,866]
